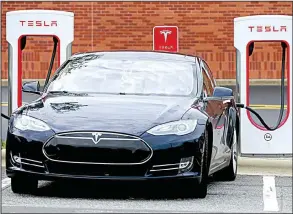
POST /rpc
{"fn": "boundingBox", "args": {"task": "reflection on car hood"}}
[24,94,197,136]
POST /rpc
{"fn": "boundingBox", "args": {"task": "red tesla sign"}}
[153,26,178,52]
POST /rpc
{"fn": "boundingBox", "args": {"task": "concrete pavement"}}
[1,150,292,213]
[1,174,292,213]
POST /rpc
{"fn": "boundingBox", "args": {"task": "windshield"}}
[46,55,197,96]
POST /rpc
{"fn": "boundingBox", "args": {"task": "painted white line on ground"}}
[263,176,279,212]
[2,178,11,190]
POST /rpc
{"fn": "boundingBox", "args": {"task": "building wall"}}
[1,1,292,80]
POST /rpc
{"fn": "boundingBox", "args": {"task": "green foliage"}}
[2,141,6,149]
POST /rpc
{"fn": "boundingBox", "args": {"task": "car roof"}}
[69,50,200,64]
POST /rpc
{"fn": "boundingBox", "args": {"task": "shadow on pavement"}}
[33,178,216,200]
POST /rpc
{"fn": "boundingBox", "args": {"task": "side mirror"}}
[22,81,42,95]
[212,86,233,98]
[204,86,234,102]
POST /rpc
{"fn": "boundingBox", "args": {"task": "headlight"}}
[147,120,197,136]
[14,115,51,131]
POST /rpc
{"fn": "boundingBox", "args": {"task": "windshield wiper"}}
[47,91,89,97]
[48,91,70,94]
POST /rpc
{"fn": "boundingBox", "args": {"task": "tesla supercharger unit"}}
[234,15,292,157]
[6,10,74,115]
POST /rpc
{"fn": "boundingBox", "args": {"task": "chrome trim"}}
[152,163,179,168]
[57,131,139,138]
[42,131,153,165]
[150,167,179,172]
[91,138,140,141]
[55,135,140,144]
[55,136,93,140]
[21,161,45,168]
[20,158,43,164]
[10,152,44,168]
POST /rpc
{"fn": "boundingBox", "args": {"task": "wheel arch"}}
[227,106,239,154]
[229,106,237,128]
[206,120,213,170]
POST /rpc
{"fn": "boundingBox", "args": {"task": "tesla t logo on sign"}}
[153,26,178,52]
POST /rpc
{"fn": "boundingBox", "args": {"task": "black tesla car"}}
[6,51,239,198]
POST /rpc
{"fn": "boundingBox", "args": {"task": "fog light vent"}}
[13,155,21,163]
[11,152,45,168]
[179,156,194,173]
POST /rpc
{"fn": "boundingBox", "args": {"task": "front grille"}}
[42,132,153,165]
[45,162,149,176]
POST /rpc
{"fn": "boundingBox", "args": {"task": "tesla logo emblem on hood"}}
[92,132,102,144]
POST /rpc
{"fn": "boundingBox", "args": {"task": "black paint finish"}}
[6,51,238,183]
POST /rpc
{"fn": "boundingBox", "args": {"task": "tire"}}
[214,126,238,181]
[187,128,209,198]
[11,175,38,194]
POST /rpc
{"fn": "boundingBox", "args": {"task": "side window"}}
[202,84,208,98]
[202,67,214,97]
[203,61,216,87]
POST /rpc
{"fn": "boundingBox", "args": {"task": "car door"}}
[203,61,234,163]
[200,61,227,170]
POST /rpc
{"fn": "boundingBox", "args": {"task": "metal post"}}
[66,43,72,60]
[8,43,13,116]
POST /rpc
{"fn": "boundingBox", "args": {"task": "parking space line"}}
[2,178,11,190]
[263,176,279,212]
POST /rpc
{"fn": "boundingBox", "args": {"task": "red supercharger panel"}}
[153,26,178,52]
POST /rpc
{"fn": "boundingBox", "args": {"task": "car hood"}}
[23,94,197,136]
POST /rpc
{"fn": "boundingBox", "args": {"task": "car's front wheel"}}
[214,127,238,181]
[186,129,209,198]
[11,175,38,194]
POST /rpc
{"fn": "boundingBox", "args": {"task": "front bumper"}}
[6,125,206,182]
[6,167,201,183]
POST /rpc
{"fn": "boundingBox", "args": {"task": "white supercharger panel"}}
[6,10,74,113]
[234,15,292,156]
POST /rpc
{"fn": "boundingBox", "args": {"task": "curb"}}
[238,157,292,177]
[1,79,288,87]
[238,157,292,168]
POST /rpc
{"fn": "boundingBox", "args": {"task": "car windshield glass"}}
[46,55,197,96]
